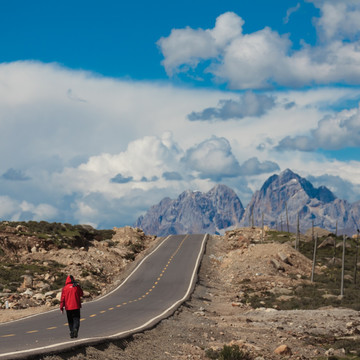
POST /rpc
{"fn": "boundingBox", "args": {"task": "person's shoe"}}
[70,332,74,338]
[73,329,78,338]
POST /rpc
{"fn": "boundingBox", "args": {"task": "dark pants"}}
[66,309,80,336]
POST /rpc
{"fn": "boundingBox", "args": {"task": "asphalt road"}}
[0,234,208,359]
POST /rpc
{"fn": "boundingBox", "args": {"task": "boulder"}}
[21,275,33,289]
[33,293,45,301]
[270,259,285,272]
[274,344,292,355]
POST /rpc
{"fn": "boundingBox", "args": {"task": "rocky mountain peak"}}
[137,169,359,236]
[135,184,244,236]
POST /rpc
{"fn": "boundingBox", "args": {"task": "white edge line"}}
[0,234,207,359]
[0,235,171,326]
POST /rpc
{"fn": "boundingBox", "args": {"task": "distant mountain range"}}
[135,169,360,236]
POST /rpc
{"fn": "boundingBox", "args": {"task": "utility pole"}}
[285,201,290,233]
[296,212,300,251]
[340,234,346,297]
[354,229,359,285]
[311,234,318,282]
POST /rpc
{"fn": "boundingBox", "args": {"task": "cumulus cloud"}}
[0,196,58,221]
[157,12,243,76]
[276,104,360,151]
[2,168,30,181]
[239,157,280,176]
[308,0,360,42]
[182,136,241,181]
[157,5,360,89]
[187,91,275,121]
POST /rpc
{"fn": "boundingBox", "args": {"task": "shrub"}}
[205,345,252,360]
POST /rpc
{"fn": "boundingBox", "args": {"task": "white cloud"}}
[276,104,360,151]
[308,0,360,42]
[182,136,241,180]
[157,12,243,76]
[0,196,58,221]
[157,5,360,89]
[0,61,360,228]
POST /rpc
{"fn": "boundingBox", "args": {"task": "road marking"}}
[47,327,57,330]
[1,235,190,340]
[108,307,114,310]
[0,234,208,359]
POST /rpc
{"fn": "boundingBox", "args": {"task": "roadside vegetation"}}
[241,230,360,311]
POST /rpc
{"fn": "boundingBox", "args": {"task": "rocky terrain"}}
[136,169,360,236]
[1,224,360,359]
[0,223,156,311]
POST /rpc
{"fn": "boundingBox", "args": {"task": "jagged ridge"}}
[136,169,360,236]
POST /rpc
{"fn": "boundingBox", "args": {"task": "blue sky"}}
[1,0,360,229]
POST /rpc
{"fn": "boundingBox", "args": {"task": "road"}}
[0,234,208,359]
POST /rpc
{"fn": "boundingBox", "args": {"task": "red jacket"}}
[60,276,84,311]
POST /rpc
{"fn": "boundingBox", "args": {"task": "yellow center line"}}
[82,235,189,315]
[27,330,38,334]
[1,334,15,338]
[80,318,86,322]
[47,327,57,330]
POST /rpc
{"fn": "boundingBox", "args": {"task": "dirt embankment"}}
[1,227,360,359]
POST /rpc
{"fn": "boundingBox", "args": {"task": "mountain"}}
[135,184,244,236]
[240,169,358,234]
[136,169,360,236]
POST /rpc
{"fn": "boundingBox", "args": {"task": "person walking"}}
[60,275,84,338]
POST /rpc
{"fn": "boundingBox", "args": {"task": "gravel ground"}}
[2,229,360,359]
